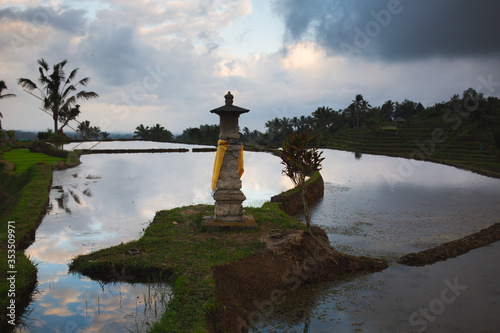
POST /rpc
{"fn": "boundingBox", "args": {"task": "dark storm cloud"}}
[0,6,87,35]
[273,0,500,61]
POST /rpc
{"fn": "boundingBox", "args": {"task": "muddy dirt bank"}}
[79,148,189,154]
[270,172,324,216]
[207,226,387,332]
[399,222,500,266]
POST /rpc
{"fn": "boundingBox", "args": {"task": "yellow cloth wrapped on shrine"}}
[239,143,244,178]
[211,140,244,191]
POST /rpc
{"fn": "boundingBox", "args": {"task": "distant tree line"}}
[170,87,500,147]
[77,120,109,140]
[0,129,16,146]
[131,87,500,148]
[134,124,174,142]
[176,124,220,145]
[4,58,499,151]
[34,120,109,141]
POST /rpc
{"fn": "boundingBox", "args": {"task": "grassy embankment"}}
[323,114,500,178]
[70,203,304,332]
[69,171,335,332]
[0,146,79,329]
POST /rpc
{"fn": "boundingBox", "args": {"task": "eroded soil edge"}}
[399,222,500,266]
[207,227,387,332]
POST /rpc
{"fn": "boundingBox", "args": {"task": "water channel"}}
[18,142,500,332]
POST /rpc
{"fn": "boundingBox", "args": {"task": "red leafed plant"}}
[280,129,324,231]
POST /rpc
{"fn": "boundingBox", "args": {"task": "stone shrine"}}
[202,92,256,227]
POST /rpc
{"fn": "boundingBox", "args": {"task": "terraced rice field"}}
[1,148,65,173]
[325,115,500,177]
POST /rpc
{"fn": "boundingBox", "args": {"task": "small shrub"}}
[37,129,52,141]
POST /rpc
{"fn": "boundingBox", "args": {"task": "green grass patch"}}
[0,163,53,247]
[0,162,52,328]
[69,202,304,332]
[2,148,65,173]
[0,252,37,331]
[277,170,322,198]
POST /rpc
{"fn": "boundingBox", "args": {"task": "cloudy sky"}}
[1,0,500,134]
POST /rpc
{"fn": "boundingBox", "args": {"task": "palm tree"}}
[60,104,81,133]
[134,124,150,140]
[343,104,355,128]
[312,106,334,129]
[150,123,165,133]
[360,97,372,123]
[0,80,16,129]
[351,94,372,127]
[89,126,101,140]
[265,117,281,133]
[381,100,395,121]
[18,59,98,133]
[6,130,16,145]
[149,123,170,141]
[77,120,91,140]
[290,116,300,131]
[351,94,363,128]
[298,115,312,132]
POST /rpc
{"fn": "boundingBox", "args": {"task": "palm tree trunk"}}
[53,112,59,134]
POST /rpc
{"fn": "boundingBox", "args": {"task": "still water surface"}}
[19,144,500,332]
[311,150,500,258]
[61,140,211,150]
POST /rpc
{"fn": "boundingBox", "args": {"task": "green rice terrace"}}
[323,114,500,178]
[1,148,65,174]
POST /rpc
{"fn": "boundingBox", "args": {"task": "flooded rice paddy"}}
[20,143,292,332]
[18,143,500,332]
[252,150,500,333]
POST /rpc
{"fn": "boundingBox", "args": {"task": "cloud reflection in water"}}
[22,148,291,332]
